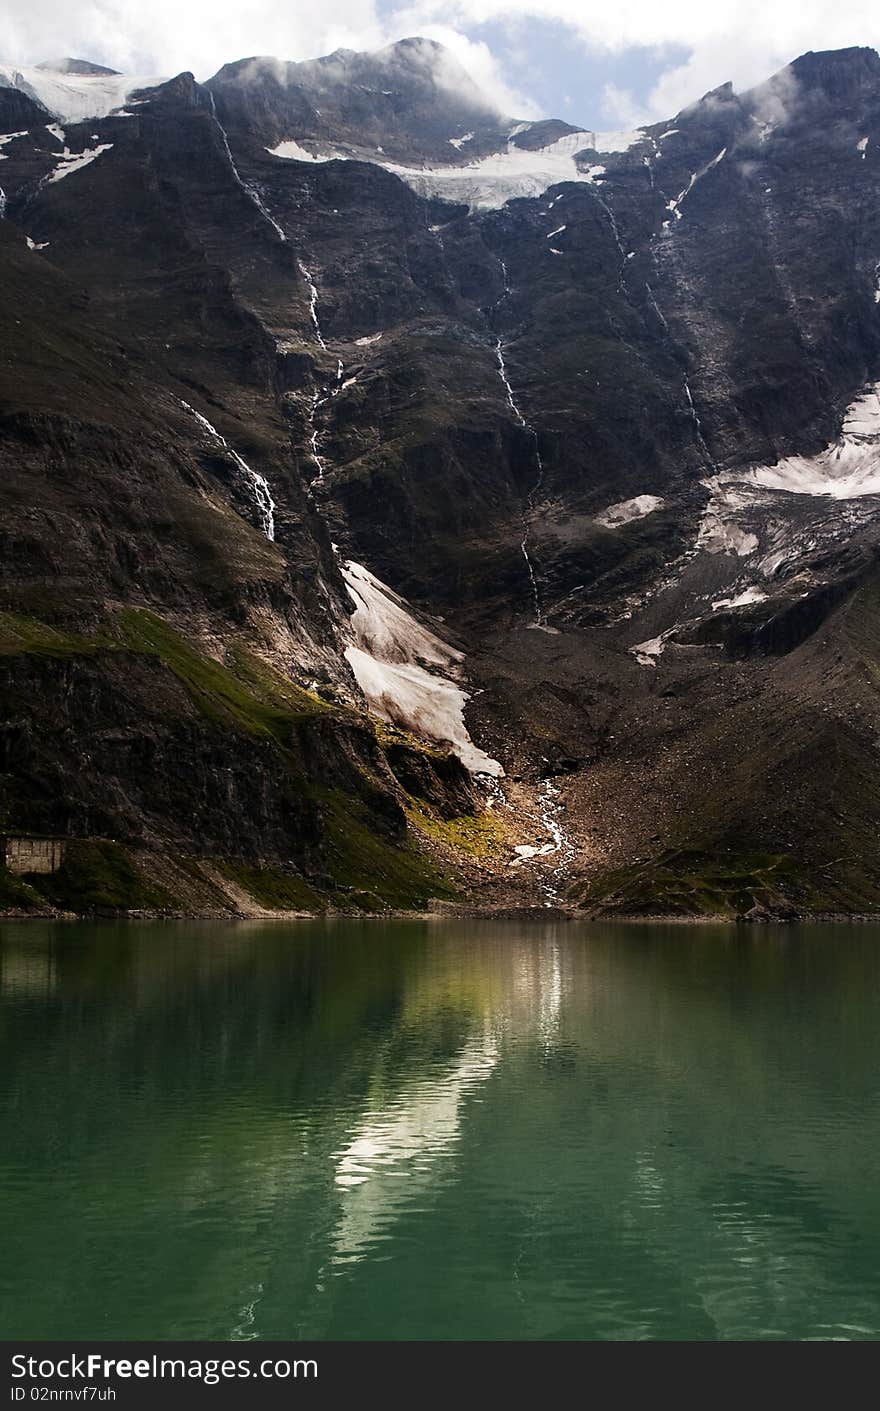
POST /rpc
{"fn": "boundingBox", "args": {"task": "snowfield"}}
[746,385,880,498]
[270,127,644,210]
[729,384,880,501]
[0,64,165,121]
[342,561,502,776]
[683,380,880,617]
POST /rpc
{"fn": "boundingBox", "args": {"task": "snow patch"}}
[449,132,473,149]
[341,561,502,776]
[697,486,760,556]
[713,586,768,610]
[46,140,112,183]
[858,136,869,158]
[0,131,27,158]
[354,332,383,346]
[664,148,726,224]
[268,138,343,163]
[595,493,664,528]
[514,844,552,859]
[630,634,668,667]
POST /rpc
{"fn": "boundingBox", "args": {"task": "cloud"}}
[0,2,536,116]
[0,1,387,77]
[401,25,541,115]
[396,0,880,119]
[1,0,879,125]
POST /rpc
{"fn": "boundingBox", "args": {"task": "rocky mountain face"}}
[1,40,880,917]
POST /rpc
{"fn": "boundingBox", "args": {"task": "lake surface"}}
[1,917,879,1341]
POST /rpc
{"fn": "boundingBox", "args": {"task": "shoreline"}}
[3,904,879,925]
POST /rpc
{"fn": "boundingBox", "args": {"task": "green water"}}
[1,918,879,1341]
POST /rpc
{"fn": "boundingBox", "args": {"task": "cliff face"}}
[2,42,880,916]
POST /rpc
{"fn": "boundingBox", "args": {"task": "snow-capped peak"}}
[0,59,166,121]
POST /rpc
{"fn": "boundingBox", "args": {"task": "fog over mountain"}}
[1,37,880,918]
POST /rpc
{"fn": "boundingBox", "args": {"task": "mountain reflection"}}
[1,918,879,1340]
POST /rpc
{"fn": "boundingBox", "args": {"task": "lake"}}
[1,917,879,1341]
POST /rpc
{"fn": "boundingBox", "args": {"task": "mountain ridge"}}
[1,38,880,918]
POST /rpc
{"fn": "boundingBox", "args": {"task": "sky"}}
[1,1,880,127]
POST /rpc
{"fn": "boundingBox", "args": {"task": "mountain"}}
[0,57,166,121]
[1,42,879,919]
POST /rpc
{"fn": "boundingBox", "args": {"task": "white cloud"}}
[397,0,880,119]
[1,0,878,124]
[404,25,541,115]
[0,3,535,116]
[0,1,387,77]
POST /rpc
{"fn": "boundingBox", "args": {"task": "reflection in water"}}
[1,918,880,1340]
[335,1029,500,1189]
[332,1028,499,1266]
[330,936,568,1270]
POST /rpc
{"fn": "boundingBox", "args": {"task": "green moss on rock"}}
[114,609,328,742]
[409,806,510,861]
[0,611,104,659]
[26,840,172,915]
[0,864,46,912]
[321,792,455,910]
[215,861,324,912]
[576,848,808,918]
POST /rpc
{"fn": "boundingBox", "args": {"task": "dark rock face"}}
[0,88,46,130]
[208,38,513,160]
[3,41,880,913]
[35,58,120,77]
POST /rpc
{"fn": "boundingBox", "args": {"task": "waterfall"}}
[211,112,341,494]
[306,389,330,484]
[180,400,275,539]
[644,282,669,333]
[491,258,546,626]
[537,780,576,906]
[494,336,526,427]
[211,103,340,493]
[683,378,717,472]
[297,282,501,778]
[211,110,287,242]
[299,262,327,350]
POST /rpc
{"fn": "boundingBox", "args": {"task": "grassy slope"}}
[0,608,469,916]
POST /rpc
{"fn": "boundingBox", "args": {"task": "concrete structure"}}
[2,837,67,875]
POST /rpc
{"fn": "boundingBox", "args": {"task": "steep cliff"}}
[3,41,880,916]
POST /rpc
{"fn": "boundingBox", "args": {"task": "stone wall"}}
[3,837,67,875]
